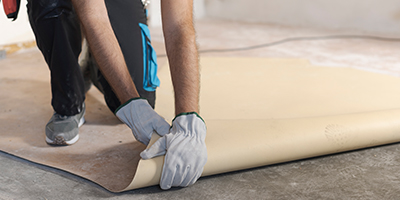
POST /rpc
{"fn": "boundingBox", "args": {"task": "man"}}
[28,0,207,190]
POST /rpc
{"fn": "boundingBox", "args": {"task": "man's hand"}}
[115,98,170,145]
[140,113,207,190]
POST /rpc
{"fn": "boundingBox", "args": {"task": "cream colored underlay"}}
[128,57,400,190]
[1,57,400,192]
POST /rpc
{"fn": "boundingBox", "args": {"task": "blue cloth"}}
[139,23,160,92]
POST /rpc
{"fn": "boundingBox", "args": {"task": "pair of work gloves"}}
[115,98,207,190]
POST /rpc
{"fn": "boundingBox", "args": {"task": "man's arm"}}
[71,0,139,103]
[71,0,199,112]
[140,0,207,190]
[71,0,170,145]
[161,0,200,114]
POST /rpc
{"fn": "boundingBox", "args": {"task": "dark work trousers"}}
[27,0,156,116]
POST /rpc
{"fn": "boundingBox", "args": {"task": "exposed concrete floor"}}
[2,19,400,199]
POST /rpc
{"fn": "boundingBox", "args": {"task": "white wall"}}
[5,0,397,45]
[0,0,205,45]
[205,0,400,35]
[0,0,35,46]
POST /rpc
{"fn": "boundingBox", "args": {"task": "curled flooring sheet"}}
[1,55,400,192]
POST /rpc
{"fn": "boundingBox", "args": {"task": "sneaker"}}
[45,104,86,146]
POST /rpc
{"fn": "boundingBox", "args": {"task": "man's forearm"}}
[161,0,200,115]
[71,0,139,104]
[165,29,200,115]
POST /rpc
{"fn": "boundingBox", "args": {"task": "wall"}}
[0,0,35,46]
[4,0,398,46]
[0,0,205,46]
[205,0,400,35]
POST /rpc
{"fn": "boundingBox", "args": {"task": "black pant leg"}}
[92,0,156,113]
[27,0,84,116]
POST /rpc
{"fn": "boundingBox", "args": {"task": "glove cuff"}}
[173,112,205,123]
[114,97,147,115]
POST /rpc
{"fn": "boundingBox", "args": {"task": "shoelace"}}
[53,113,69,120]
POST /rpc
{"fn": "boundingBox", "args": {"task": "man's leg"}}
[28,0,85,145]
[87,0,157,112]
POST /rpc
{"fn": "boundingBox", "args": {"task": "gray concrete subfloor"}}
[2,19,400,199]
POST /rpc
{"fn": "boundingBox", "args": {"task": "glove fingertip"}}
[160,183,172,190]
[155,121,170,137]
[139,136,167,159]
[139,150,151,160]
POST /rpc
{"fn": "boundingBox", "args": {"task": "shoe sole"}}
[45,116,85,146]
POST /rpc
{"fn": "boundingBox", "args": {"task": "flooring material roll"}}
[121,57,400,190]
[1,55,400,191]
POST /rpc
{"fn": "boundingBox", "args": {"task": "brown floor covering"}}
[1,19,400,197]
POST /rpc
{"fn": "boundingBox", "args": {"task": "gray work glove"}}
[115,98,170,145]
[140,112,207,190]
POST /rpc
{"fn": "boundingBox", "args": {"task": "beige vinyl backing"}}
[1,56,400,192]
